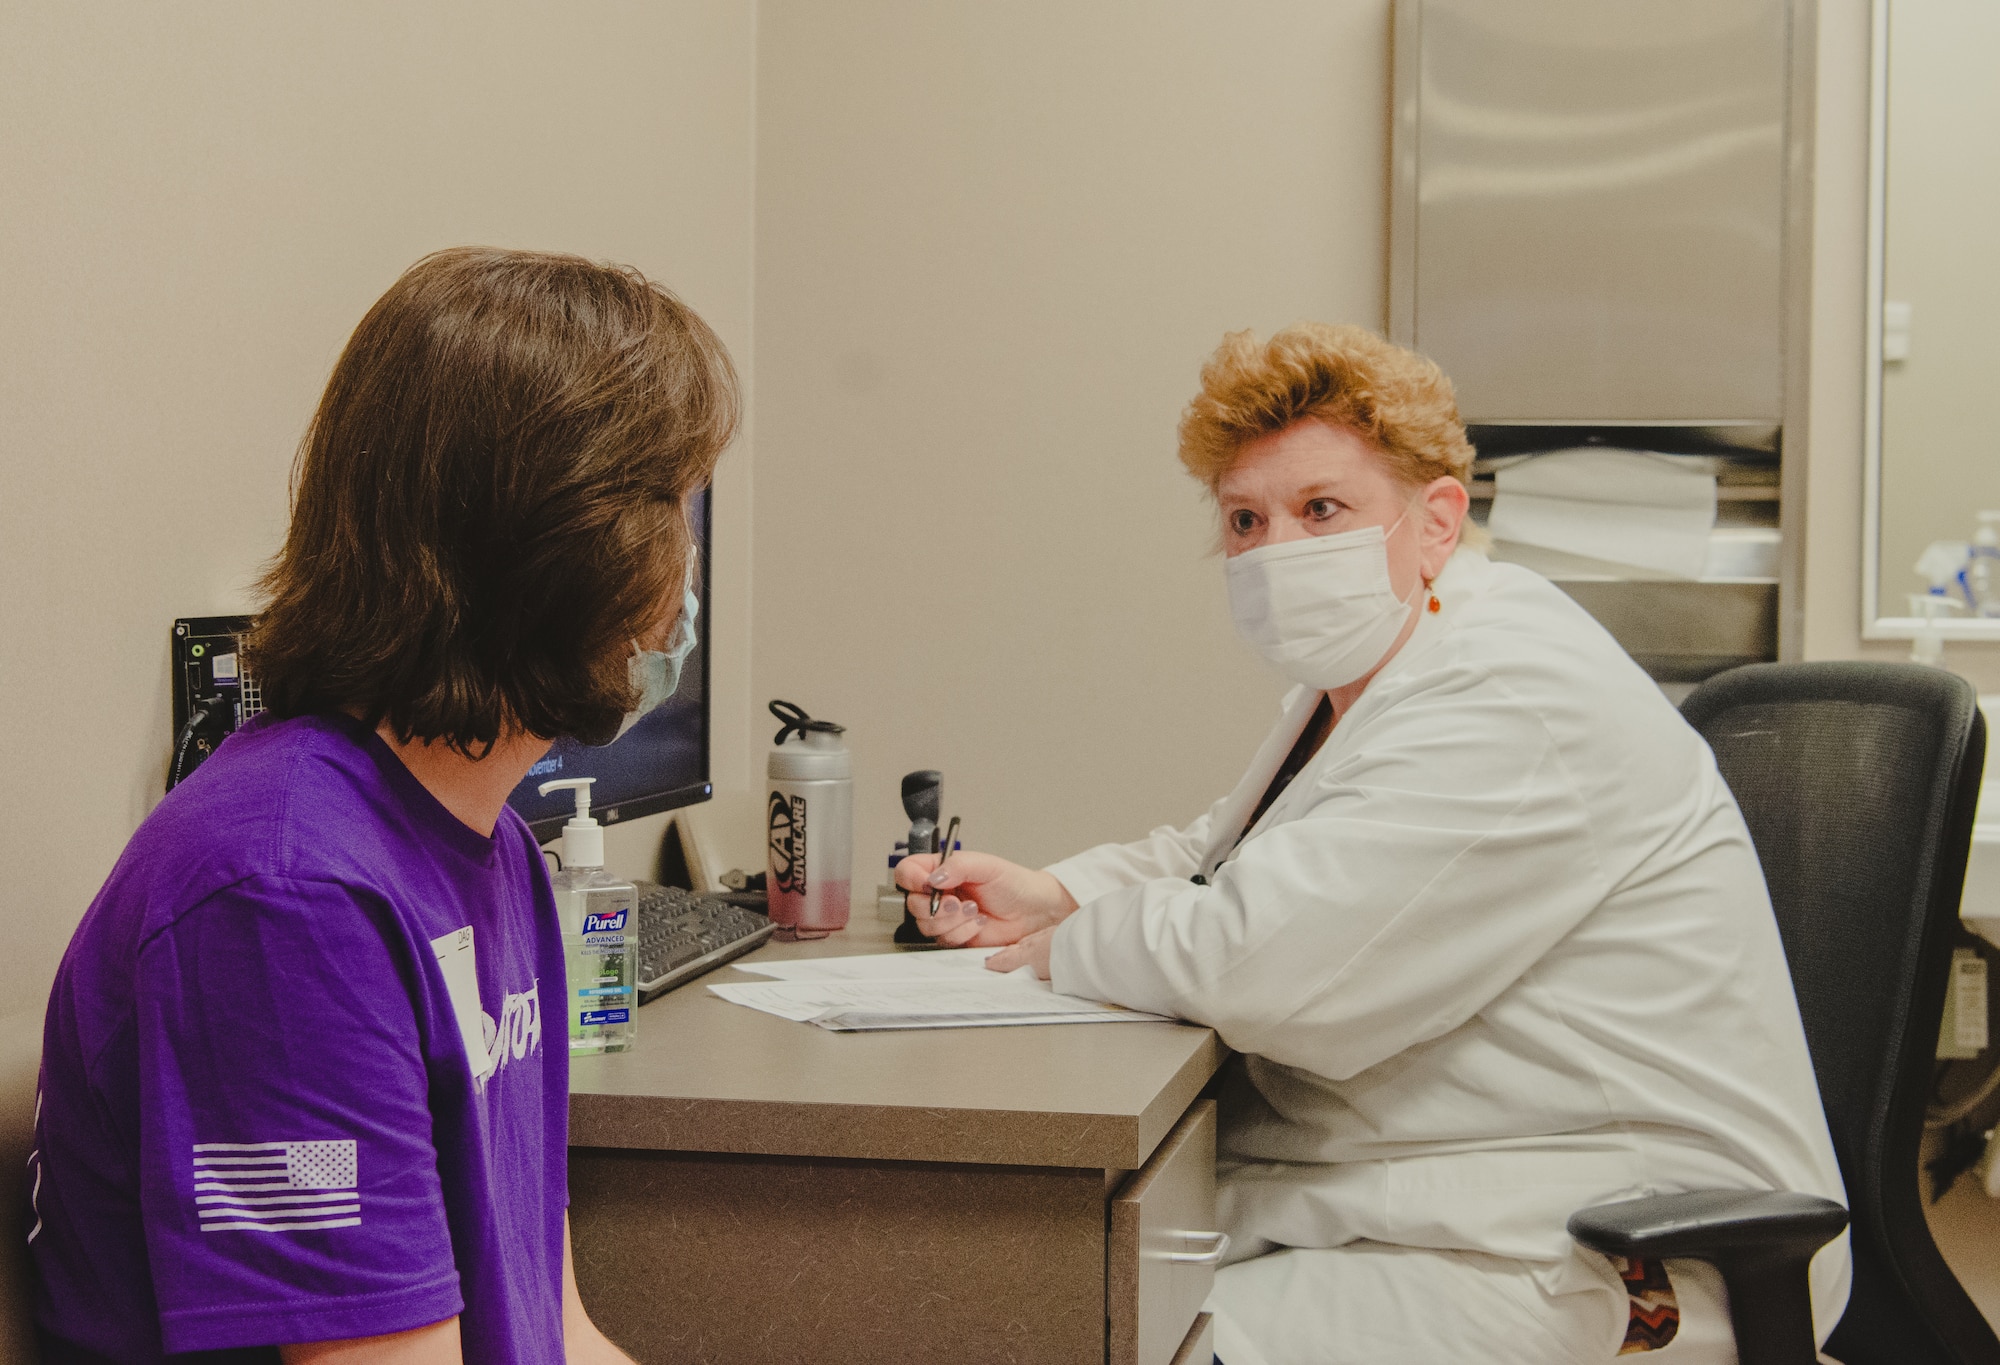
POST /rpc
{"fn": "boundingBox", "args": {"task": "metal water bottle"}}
[765,700,852,939]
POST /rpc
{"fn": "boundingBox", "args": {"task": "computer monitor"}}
[507,491,712,843]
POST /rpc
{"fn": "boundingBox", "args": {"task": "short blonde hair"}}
[1178,322,1479,504]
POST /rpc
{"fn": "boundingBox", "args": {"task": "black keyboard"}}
[633,881,775,1004]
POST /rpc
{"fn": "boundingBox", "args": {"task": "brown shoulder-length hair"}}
[247,247,739,753]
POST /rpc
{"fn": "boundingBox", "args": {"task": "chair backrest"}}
[1681,662,1995,1365]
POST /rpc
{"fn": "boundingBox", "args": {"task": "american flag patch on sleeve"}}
[191,1140,360,1232]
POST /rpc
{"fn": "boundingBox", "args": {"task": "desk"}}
[567,913,1227,1364]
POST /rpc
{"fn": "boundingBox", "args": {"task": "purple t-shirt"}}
[30,712,568,1362]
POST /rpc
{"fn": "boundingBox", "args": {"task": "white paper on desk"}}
[1487,448,1717,579]
[730,949,1003,982]
[707,977,1171,1031]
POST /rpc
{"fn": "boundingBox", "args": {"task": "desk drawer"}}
[1109,1099,1219,1365]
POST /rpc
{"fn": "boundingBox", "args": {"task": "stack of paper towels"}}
[1488,448,1718,580]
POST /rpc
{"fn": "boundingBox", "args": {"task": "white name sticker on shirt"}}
[431,927,496,1083]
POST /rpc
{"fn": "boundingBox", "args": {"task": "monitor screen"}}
[507,491,712,843]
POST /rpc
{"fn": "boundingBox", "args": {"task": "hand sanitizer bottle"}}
[1907,592,1963,670]
[539,778,637,1054]
[1971,513,2000,616]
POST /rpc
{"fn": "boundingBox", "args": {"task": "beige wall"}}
[749,0,1394,880]
[0,4,758,1355]
[1800,0,2000,689]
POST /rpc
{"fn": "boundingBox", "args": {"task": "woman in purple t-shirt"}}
[30,248,738,1364]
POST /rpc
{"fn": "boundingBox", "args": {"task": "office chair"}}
[1568,662,1999,1365]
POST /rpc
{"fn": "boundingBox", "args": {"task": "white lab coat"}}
[1046,549,1850,1357]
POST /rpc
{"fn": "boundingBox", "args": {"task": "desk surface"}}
[569,910,1225,1171]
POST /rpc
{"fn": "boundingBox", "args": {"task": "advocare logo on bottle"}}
[767,790,808,893]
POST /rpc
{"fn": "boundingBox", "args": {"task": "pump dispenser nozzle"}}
[539,777,604,868]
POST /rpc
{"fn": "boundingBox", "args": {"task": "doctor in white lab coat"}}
[897,324,1849,1364]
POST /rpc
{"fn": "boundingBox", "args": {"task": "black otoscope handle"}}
[895,769,946,946]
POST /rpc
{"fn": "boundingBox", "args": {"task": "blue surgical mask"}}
[612,579,699,743]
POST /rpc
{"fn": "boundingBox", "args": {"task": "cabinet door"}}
[1109,1100,1219,1365]
[1396,0,1787,422]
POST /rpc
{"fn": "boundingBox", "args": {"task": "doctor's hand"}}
[985,926,1055,980]
[893,850,1077,948]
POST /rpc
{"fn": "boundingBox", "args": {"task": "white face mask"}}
[612,575,700,743]
[1224,507,1424,690]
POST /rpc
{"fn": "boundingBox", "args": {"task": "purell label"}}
[582,909,629,935]
[581,1009,630,1026]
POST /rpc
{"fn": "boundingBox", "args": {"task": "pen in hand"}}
[928,815,961,917]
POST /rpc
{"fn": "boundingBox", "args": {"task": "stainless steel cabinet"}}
[1391,0,1789,424]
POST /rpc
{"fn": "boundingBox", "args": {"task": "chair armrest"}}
[1568,1189,1848,1264]
[1570,1192,1847,1365]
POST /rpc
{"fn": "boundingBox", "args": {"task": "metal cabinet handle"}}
[1158,1230,1230,1265]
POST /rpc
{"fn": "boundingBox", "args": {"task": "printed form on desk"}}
[710,949,1171,1031]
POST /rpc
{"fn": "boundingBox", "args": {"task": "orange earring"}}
[1425,578,1441,614]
